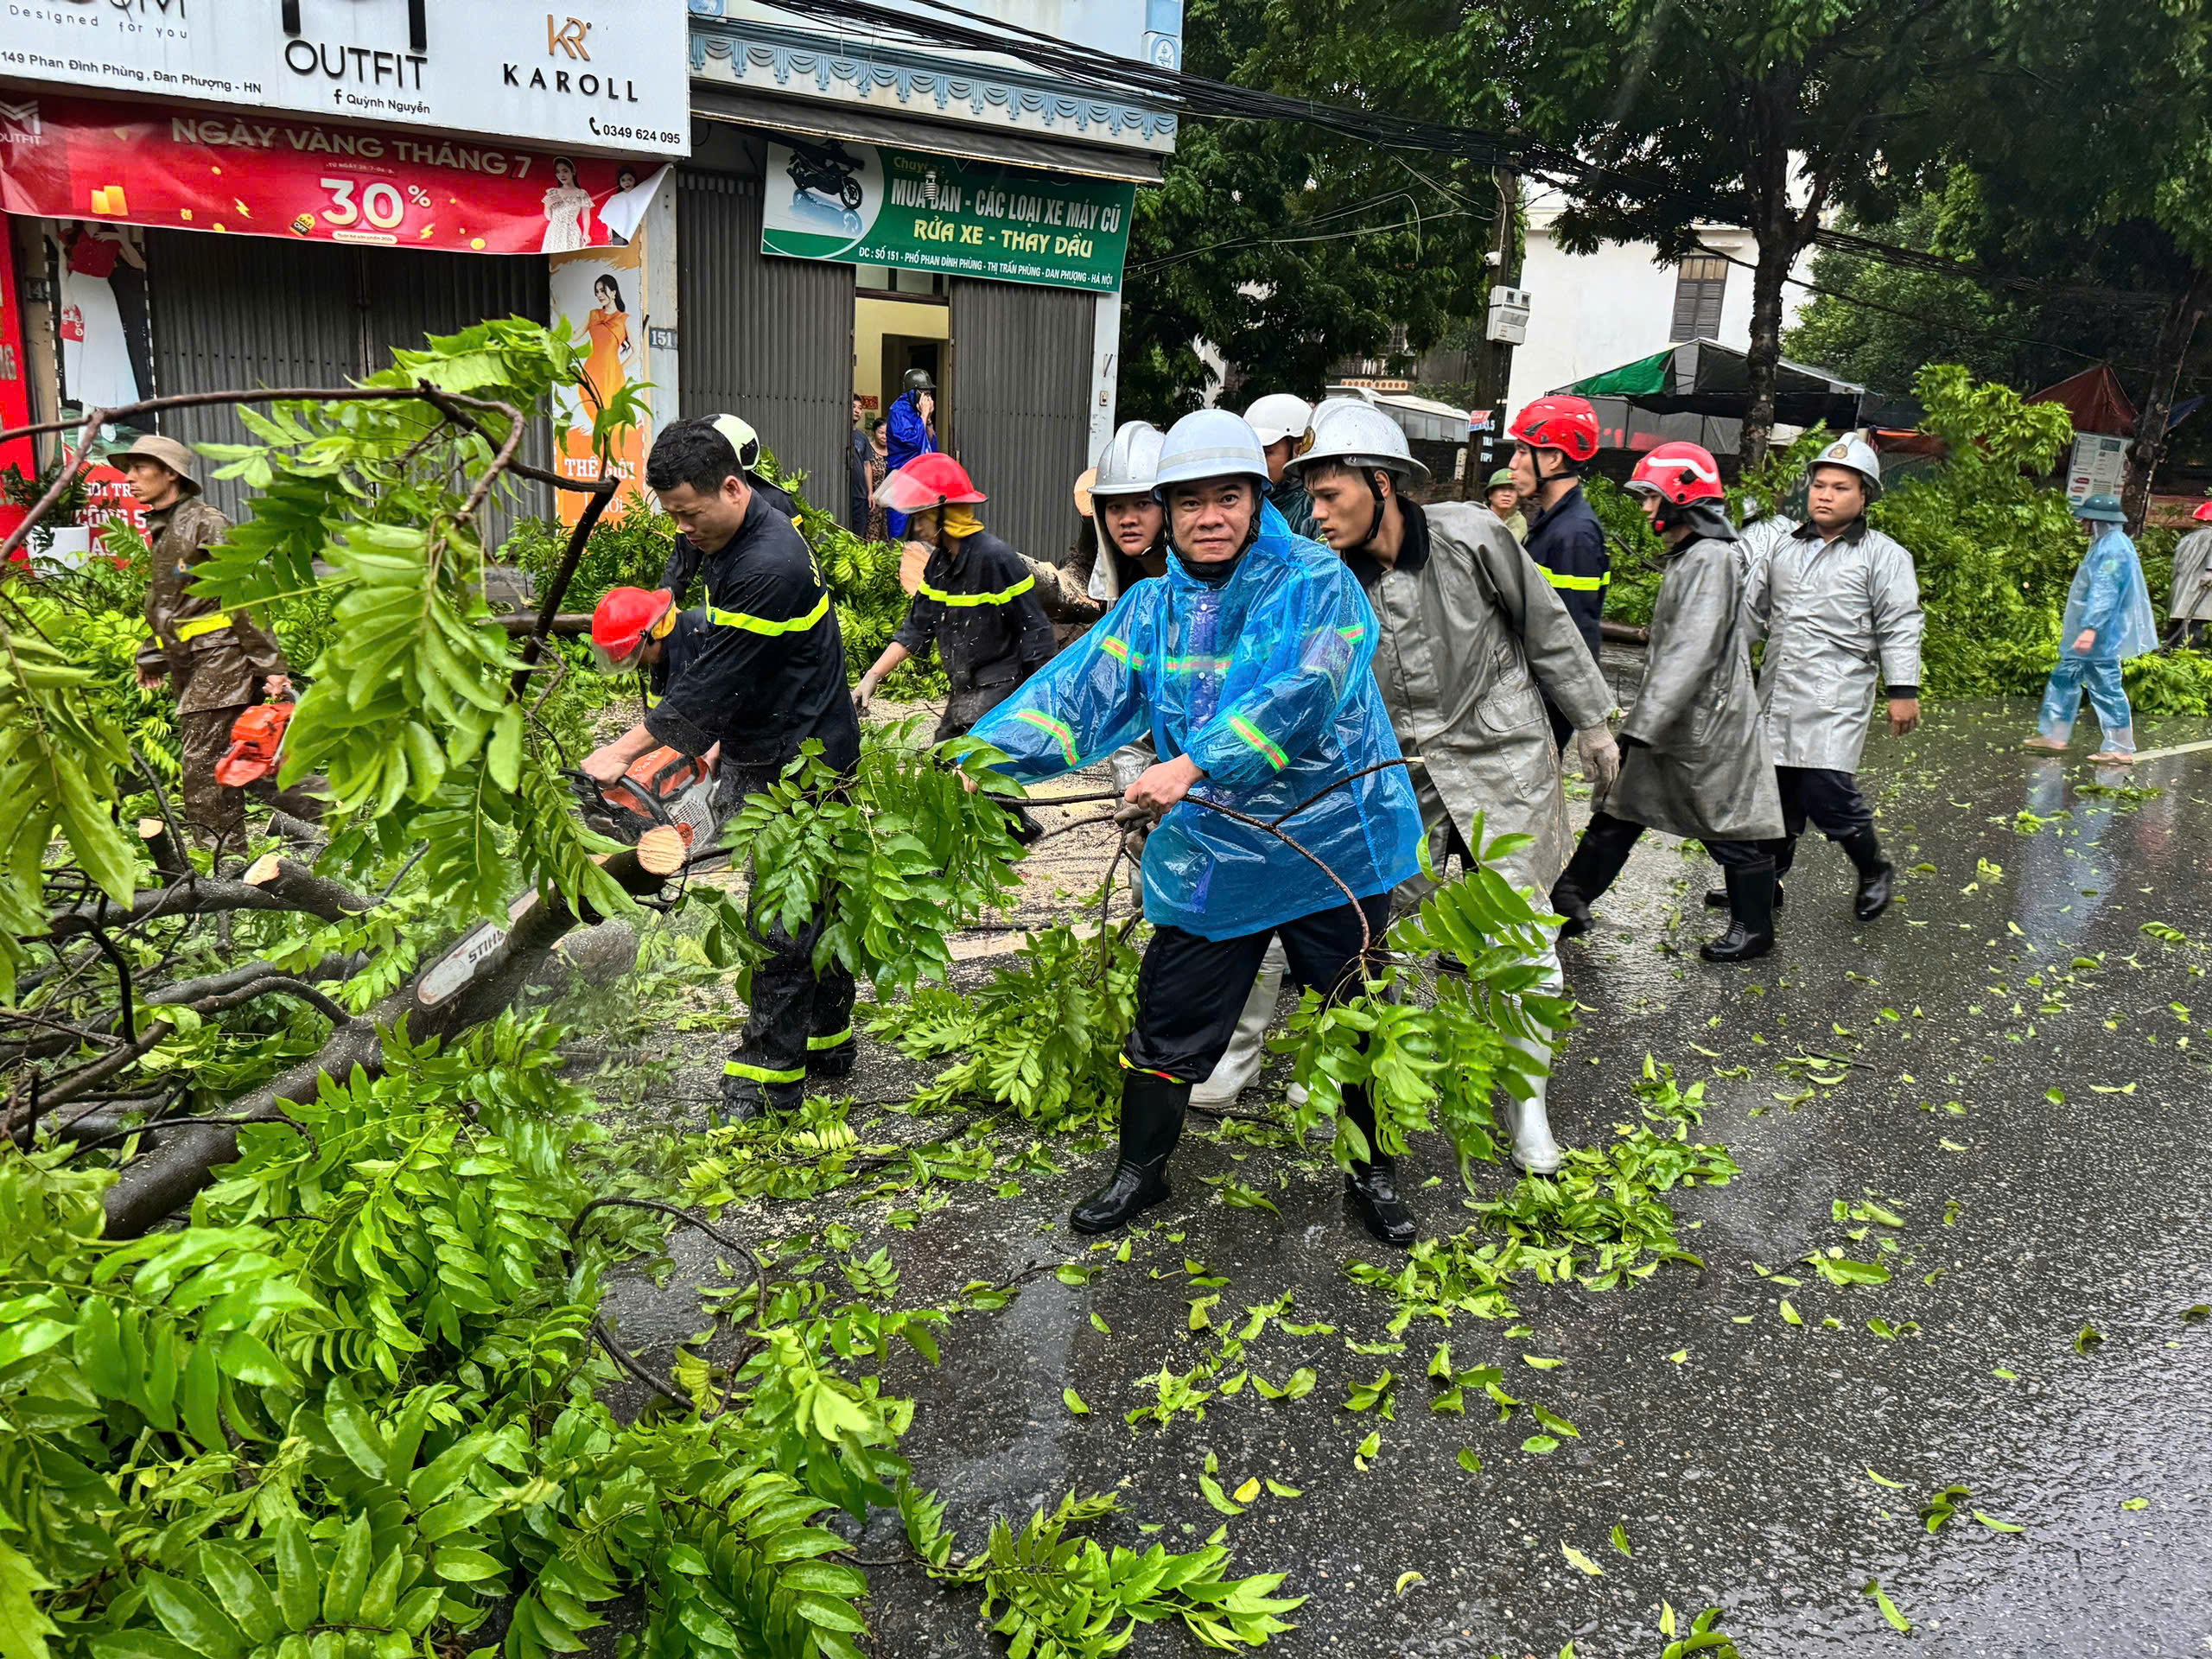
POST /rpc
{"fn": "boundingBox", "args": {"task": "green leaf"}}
[320,1516,372,1626]
[1866,1468,1904,1488]
[1521,1434,1560,1455]
[0,1541,60,1659]
[1062,1387,1090,1415]
[486,705,524,791]
[273,1520,319,1633]
[196,1546,281,1647]
[1866,1579,1911,1633]
[1611,1523,1631,1557]
[1561,1543,1604,1577]
[143,1574,246,1659]
[1973,1510,2024,1534]
[1456,1448,1483,1475]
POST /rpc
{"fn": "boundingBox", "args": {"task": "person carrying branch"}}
[1294,397,1620,1174]
[969,410,1426,1245]
[582,419,861,1117]
[852,454,1057,742]
[1549,443,1785,962]
[125,434,297,848]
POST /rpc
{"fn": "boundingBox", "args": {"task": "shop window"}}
[855,264,945,298]
[1669,255,1728,341]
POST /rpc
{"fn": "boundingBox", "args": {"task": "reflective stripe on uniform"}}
[1013,708,1079,766]
[1099,634,1150,670]
[159,612,237,648]
[1119,1054,1181,1082]
[916,574,1035,607]
[1228,714,1287,770]
[705,591,830,634]
[725,1058,804,1084]
[807,1027,853,1051]
[1540,568,1610,592]
[1162,652,1233,676]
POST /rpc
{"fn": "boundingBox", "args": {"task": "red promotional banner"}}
[0,95,666,257]
[0,226,30,556]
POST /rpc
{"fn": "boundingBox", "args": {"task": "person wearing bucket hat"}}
[2024,493,2157,763]
[852,453,1056,744]
[970,408,1427,1248]
[1482,467,1528,542]
[1295,397,1619,1173]
[1705,432,1923,926]
[2168,499,2212,647]
[124,433,297,846]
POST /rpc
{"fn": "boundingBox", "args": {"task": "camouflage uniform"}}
[133,495,290,844]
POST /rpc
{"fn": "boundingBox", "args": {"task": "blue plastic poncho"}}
[973,502,1423,941]
[2060,527,2158,661]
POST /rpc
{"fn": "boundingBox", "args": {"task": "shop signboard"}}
[2065,431,2128,505]
[761,141,1135,294]
[0,0,687,156]
[0,95,667,256]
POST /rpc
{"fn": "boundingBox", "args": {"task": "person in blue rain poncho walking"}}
[2024,494,2158,764]
[971,409,1427,1246]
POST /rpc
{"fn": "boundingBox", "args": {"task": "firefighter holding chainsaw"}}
[582,420,862,1118]
[124,435,300,846]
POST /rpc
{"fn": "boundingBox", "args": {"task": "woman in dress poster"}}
[541,156,593,253]
[558,267,645,498]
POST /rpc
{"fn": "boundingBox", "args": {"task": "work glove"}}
[852,678,874,715]
[1575,724,1622,795]
[1112,800,1154,867]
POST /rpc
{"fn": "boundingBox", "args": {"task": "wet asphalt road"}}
[604,702,2212,1658]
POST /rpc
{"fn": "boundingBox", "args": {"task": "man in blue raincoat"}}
[2024,493,2158,763]
[972,410,1426,1246]
[884,368,938,537]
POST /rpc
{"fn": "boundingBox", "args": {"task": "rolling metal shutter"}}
[146,232,550,545]
[677,168,853,512]
[946,280,1094,563]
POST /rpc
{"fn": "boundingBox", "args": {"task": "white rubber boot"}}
[1501,938,1567,1173]
[1192,940,1287,1106]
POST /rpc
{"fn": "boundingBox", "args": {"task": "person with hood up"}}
[2024,493,2158,764]
[853,454,1057,741]
[1507,396,1611,752]
[884,368,938,537]
[1550,442,1785,963]
[1294,397,1619,1173]
[970,410,1426,1245]
[1712,434,1922,925]
[1243,392,1319,540]
[2168,499,2212,647]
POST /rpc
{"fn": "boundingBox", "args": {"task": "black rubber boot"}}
[1705,881,1784,912]
[721,1071,802,1122]
[1550,877,1594,939]
[1700,861,1777,963]
[1552,829,1635,940]
[1071,1072,1188,1234]
[805,1041,856,1080]
[1840,829,1895,922]
[1341,1087,1415,1247]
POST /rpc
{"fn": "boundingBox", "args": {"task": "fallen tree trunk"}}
[100,841,680,1236]
[44,859,369,939]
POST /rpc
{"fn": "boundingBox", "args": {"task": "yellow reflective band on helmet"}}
[705,592,830,634]
[724,1058,804,1084]
[1541,569,1610,592]
[1013,708,1079,766]
[1229,715,1287,770]
[807,1027,853,1051]
[162,612,237,648]
[916,574,1036,607]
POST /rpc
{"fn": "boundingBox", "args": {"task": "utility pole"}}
[1459,163,1522,498]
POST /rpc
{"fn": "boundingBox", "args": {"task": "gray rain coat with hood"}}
[1600,527,1783,842]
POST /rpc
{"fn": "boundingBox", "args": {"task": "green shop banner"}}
[760,140,1135,293]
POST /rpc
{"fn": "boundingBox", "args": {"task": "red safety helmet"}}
[2195,500,2212,522]
[1627,442,1726,505]
[874,453,987,515]
[589,586,675,674]
[215,702,293,786]
[1507,395,1601,464]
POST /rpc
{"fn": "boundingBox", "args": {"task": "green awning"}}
[1573,348,1675,398]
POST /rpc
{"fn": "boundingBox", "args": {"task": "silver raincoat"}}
[2170,527,2212,622]
[1743,522,1923,772]
[1356,503,1615,897]
[1601,532,1783,842]
[1735,513,1798,586]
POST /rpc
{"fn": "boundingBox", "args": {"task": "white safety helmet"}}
[1153,409,1271,496]
[1090,420,1167,500]
[1291,397,1431,483]
[1243,392,1314,448]
[709,412,763,471]
[1807,432,1881,499]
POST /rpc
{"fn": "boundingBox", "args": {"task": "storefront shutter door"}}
[147,231,550,543]
[945,280,1094,563]
[677,168,853,512]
